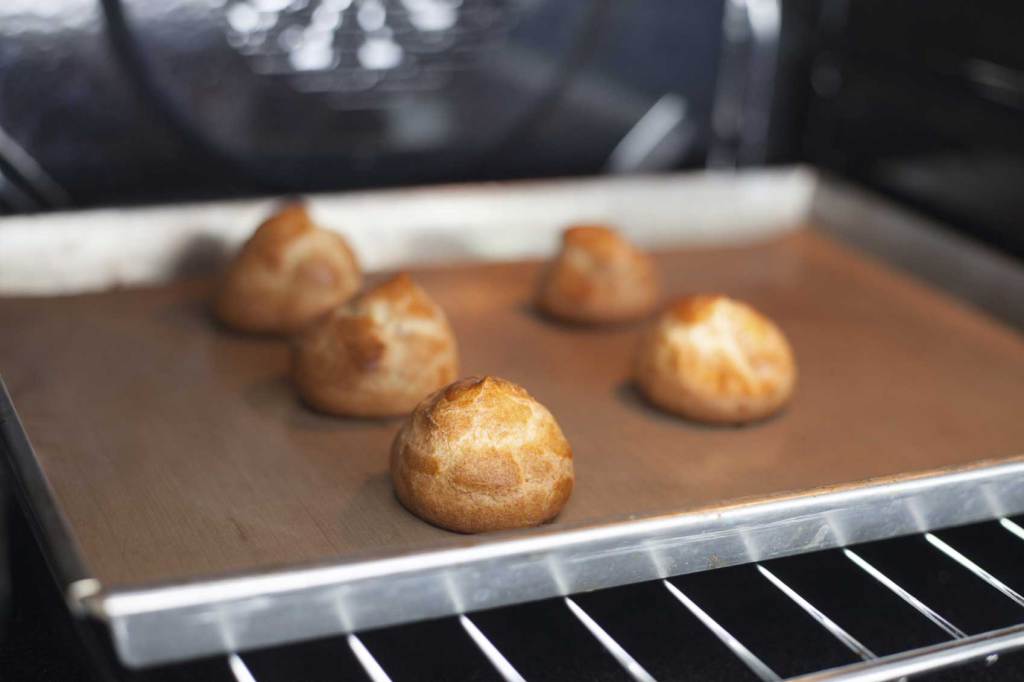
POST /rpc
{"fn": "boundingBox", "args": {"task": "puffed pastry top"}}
[633,295,797,424]
[215,203,361,334]
[536,224,659,324]
[292,273,459,417]
[391,376,574,533]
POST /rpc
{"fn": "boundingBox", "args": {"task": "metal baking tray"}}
[1,169,1023,668]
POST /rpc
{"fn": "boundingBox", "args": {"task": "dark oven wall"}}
[794,0,1024,260]
[0,0,725,211]
[6,0,1023,260]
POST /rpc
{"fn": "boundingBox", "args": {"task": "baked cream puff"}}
[633,295,796,424]
[215,203,361,334]
[391,376,574,533]
[292,273,458,417]
[536,224,659,324]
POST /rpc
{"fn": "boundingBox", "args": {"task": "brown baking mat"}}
[2,229,1023,588]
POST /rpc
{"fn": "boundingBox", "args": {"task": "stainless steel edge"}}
[790,623,1024,682]
[0,377,97,610]
[94,457,1024,667]
[810,175,1024,329]
[0,168,816,295]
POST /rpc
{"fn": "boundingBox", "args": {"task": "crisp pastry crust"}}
[292,273,459,417]
[215,203,361,334]
[391,376,574,533]
[536,224,659,324]
[633,295,797,424]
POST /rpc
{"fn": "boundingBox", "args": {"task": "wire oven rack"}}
[126,516,1024,682]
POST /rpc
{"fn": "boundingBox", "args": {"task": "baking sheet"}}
[2,228,1023,589]
[3,170,1024,666]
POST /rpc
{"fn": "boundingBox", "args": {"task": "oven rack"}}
[129,516,1024,682]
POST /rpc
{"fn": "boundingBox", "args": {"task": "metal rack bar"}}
[662,579,781,681]
[217,526,1024,682]
[227,653,257,682]
[842,548,967,639]
[564,597,656,682]
[756,564,876,661]
[347,634,392,682]
[459,614,526,682]
[926,532,1024,608]
[787,623,1024,682]
[999,517,1024,542]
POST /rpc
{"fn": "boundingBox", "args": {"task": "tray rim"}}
[58,426,1024,667]
[6,378,1024,667]
[3,167,1024,667]
[0,167,815,295]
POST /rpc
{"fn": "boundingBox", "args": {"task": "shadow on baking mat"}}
[242,372,293,413]
[515,301,650,334]
[243,373,406,432]
[613,381,787,430]
[289,406,406,433]
[154,294,214,334]
[336,471,420,533]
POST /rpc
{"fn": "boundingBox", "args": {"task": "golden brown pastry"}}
[536,224,659,324]
[633,295,796,424]
[215,203,361,334]
[292,273,459,417]
[391,376,574,533]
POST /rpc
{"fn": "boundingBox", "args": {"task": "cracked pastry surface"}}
[391,376,574,533]
[292,273,459,417]
[215,203,361,334]
[633,295,797,424]
[536,224,659,324]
